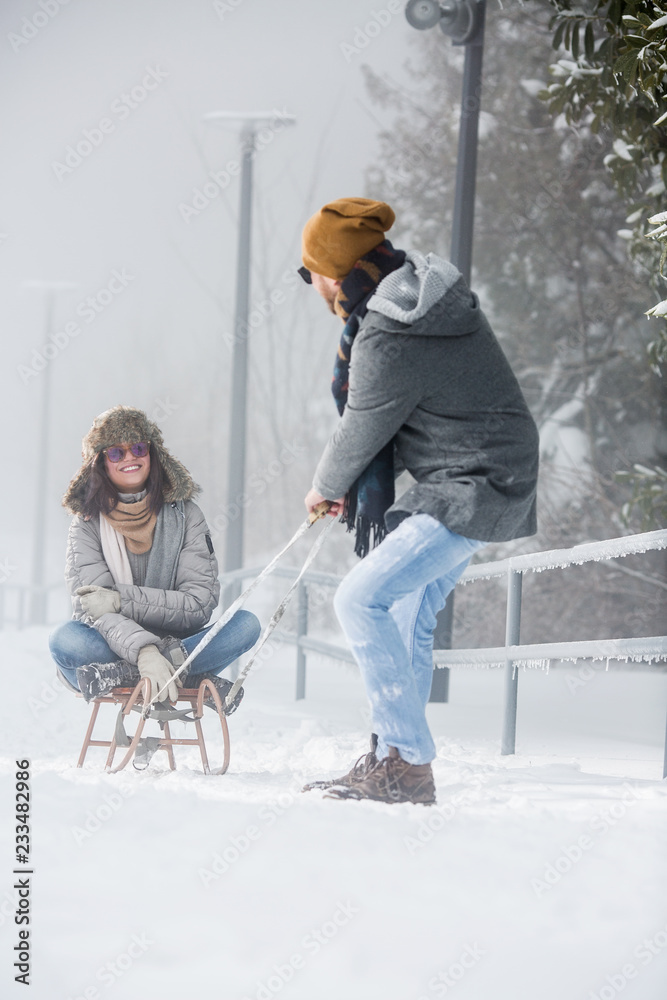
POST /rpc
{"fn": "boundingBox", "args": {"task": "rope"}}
[222,516,335,708]
[145,506,333,714]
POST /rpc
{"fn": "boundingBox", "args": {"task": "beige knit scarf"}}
[101,496,157,554]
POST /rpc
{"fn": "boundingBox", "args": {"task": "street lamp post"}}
[203,112,295,590]
[448,2,486,284]
[22,280,78,625]
[405,0,487,700]
[405,0,486,283]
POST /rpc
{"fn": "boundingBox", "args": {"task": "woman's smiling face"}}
[103,443,151,492]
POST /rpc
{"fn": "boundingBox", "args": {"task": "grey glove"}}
[137,645,182,703]
[76,585,121,620]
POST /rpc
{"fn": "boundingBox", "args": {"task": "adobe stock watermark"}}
[198,780,302,887]
[509,128,613,237]
[208,437,306,539]
[178,108,294,224]
[0,557,17,584]
[17,268,135,384]
[235,627,291,682]
[531,782,642,897]
[222,268,300,347]
[340,1,404,63]
[587,921,667,1000]
[70,783,135,846]
[564,660,608,696]
[404,799,463,855]
[8,0,74,54]
[212,0,245,20]
[404,765,496,856]
[241,900,360,1000]
[29,673,69,718]
[63,932,154,1000]
[52,66,168,181]
[147,396,179,424]
[417,943,486,999]
[378,122,458,201]
[0,882,23,929]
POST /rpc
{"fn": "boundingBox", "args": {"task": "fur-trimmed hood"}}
[63,405,200,515]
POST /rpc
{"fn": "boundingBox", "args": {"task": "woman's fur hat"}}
[63,405,200,515]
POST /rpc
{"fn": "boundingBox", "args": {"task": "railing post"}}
[223,575,241,618]
[501,568,522,755]
[430,593,453,702]
[295,580,308,700]
[663,706,667,780]
[20,587,28,630]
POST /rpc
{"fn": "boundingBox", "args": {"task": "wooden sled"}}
[76,677,230,775]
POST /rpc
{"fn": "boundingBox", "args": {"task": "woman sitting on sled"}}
[49,405,260,711]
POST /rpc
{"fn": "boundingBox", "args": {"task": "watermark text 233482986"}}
[14,759,32,986]
[14,760,31,867]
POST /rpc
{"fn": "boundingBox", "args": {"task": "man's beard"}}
[323,287,337,314]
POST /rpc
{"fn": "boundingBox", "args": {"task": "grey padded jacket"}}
[313,250,539,543]
[64,500,220,664]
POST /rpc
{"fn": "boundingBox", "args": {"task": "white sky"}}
[0,0,460,586]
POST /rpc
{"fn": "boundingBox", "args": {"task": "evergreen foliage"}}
[361,1,666,639]
[364,3,655,539]
[541,0,667,526]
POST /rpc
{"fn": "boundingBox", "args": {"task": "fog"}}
[3,8,667,999]
[1,0,419,592]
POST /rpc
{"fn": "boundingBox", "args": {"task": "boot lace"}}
[326,756,408,801]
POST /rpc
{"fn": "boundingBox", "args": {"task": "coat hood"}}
[366,250,480,337]
[63,405,200,515]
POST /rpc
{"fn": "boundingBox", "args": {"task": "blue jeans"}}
[333,513,486,765]
[49,611,261,691]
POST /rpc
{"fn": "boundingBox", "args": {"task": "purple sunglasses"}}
[104,442,149,463]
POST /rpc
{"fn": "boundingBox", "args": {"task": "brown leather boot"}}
[302,734,379,792]
[325,746,436,805]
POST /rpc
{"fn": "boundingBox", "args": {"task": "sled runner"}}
[76,677,230,775]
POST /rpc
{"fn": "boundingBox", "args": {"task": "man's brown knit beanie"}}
[301,198,395,280]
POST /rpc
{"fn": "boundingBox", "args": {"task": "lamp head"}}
[405,0,442,30]
[405,0,480,44]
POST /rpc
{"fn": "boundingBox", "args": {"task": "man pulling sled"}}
[300,198,539,805]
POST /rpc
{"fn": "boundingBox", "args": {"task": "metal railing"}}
[4,529,666,774]
[219,527,667,776]
[434,528,667,776]
[0,581,69,630]
[218,565,355,701]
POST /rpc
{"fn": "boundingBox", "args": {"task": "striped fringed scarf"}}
[332,239,406,558]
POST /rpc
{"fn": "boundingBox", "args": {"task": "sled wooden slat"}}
[76,678,230,775]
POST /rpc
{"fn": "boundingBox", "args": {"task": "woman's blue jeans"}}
[333,513,486,765]
[49,610,261,691]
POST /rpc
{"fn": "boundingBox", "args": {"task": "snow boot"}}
[302,734,379,792]
[76,637,188,704]
[76,660,141,703]
[154,637,245,714]
[325,746,436,805]
[194,673,244,716]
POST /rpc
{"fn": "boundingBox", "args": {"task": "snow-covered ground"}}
[2,626,667,1000]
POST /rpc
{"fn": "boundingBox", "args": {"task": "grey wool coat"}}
[313,250,539,543]
[65,500,220,664]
